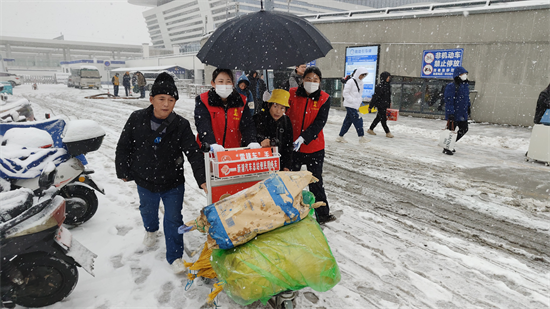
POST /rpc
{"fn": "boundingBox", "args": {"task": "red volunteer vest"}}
[286,88,329,153]
[199,92,246,148]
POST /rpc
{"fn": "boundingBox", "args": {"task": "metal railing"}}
[301,0,543,21]
[187,84,211,98]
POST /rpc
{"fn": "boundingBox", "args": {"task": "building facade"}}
[130,0,377,50]
[306,0,550,126]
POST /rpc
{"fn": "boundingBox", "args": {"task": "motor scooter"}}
[1,118,105,225]
[0,165,97,308]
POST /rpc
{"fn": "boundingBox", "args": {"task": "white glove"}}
[293,136,305,152]
[248,100,254,109]
[210,143,225,153]
[247,142,261,149]
[263,90,272,102]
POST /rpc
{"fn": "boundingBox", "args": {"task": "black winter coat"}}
[371,72,392,110]
[534,85,550,124]
[253,110,293,170]
[115,105,205,192]
[122,74,131,87]
[194,89,257,147]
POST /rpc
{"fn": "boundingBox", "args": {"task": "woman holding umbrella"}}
[194,68,260,152]
[287,66,336,224]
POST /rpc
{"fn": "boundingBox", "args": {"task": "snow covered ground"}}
[4,84,549,309]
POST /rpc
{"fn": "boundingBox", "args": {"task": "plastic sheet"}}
[210,209,340,306]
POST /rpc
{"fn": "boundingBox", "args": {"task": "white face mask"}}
[460,74,468,81]
[215,85,233,99]
[303,82,320,94]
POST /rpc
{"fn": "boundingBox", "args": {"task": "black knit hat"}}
[151,72,179,100]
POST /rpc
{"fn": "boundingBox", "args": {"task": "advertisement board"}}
[421,48,464,79]
[344,45,380,100]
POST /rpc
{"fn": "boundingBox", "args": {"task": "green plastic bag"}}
[211,192,340,305]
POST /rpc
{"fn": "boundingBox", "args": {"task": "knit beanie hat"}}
[151,72,179,100]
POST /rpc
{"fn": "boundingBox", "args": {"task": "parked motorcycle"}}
[1,118,105,225]
[0,165,97,308]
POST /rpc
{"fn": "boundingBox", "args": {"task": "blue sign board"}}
[104,61,110,67]
[344,45,379,99]
[306,60,316,67]
[421,48,464,79]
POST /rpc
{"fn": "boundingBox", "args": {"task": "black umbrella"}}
[196,10,333,71]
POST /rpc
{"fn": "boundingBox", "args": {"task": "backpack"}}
[341,69,357,85]
[342,78,360,103]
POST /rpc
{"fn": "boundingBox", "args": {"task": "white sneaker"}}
[336,136,347,143]
[143,231,158,247]
[359,136,371,143]
[171,258,187,274]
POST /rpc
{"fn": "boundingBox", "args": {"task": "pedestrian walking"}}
[253,89,293,171]
[442,66,471,155]
[367,71,394,138]
[122,71,131,96]
[235,74,254,116]
[286,66,336,224]
[115,72,206,275]
[112,73,120,97]
[194,68,260,152]
[336,67,369,144]
[534,83,550,124]
[247,70,266,114]
[136,71,146,98]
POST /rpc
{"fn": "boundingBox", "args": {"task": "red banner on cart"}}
[214,158,279,178]
[215,148,273,162]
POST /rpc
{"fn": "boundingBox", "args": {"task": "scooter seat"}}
[0,188,34,224]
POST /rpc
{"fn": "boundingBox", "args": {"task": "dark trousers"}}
[290,149,330,218]
[369,108,390,133]
[139,86,145,98]
[113,85,119,97]
[136,184,184,264]
[124,86,130,96]
[447,120,469,142]
[339,107,364,137]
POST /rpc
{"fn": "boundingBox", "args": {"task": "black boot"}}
[317,214,337,224]
[443,149,454,155]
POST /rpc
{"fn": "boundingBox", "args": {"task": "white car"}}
[0,72,22,87]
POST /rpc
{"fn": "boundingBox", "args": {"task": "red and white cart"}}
[204,147,281,204]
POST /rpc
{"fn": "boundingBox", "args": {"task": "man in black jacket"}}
[115,72,206,275]
[367,71,394,138]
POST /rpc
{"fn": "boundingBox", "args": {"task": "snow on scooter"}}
[0,118,105,225]
[0,164,97,308]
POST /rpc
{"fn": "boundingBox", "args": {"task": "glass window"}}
[389,76,474,115]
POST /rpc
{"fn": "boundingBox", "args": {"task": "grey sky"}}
[0,0,151,45]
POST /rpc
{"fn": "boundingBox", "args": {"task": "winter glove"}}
[263,90,272,102]
[247,142,261,149]
[248,100,254,109]
[293,136,305,152]
[210,143,225,153]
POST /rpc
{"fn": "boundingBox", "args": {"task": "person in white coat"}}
[336,67,369,143]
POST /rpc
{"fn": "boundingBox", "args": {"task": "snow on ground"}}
[5,84,550,309]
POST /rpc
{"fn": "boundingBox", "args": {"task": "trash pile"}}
[183,171,340,306]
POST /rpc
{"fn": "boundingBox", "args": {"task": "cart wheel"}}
[525,158,529,162]
[546,162,549,166]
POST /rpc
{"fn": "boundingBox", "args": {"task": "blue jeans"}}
[339,107,364,137]
[137,184,184,264]
[140,86,145,98]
